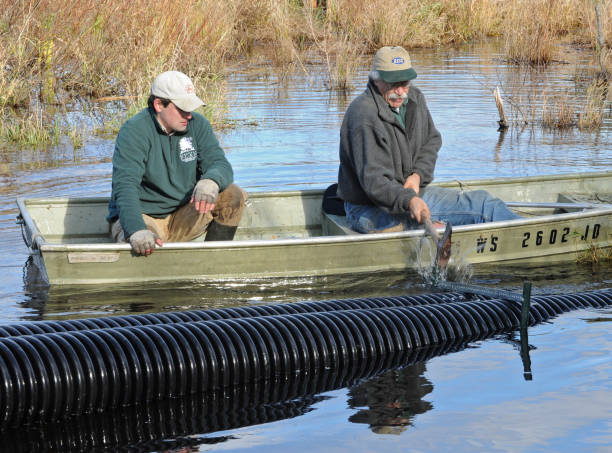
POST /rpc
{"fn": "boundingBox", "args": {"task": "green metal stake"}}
[521,281,532,330]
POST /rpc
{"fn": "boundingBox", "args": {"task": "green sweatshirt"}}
[106,107,234,238]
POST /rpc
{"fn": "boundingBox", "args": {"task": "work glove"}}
[129,229,161,256]
[191,178,219,213]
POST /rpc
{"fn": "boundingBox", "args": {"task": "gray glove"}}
[192,179,219,205]
[129,229,159,255]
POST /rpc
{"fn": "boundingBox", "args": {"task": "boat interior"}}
[18,189,612,246]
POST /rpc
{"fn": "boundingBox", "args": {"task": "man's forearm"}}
[403,172,421,193]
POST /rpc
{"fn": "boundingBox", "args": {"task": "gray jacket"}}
[337,81,441,214]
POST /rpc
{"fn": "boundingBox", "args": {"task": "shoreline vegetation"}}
[1,0,612,148]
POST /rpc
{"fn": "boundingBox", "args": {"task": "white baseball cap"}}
[151,71,205,112]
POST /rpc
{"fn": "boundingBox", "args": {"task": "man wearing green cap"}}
[337,46,520,233]
[107,71,247,256]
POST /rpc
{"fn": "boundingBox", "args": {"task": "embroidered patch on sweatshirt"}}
[179,137,197,162]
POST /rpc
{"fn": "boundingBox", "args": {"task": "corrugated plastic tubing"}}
[0,288,610,429]
[2,390,325,452]
[0,292,488,337]
[0,342,459,452]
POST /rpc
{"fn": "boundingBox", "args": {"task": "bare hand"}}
[403,173,421,194]
[129,229,163,256]
[191,179,219,214]
[408,197,430,224]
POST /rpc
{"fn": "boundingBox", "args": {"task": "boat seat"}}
[558,192,612,211]
[321,213,360,236]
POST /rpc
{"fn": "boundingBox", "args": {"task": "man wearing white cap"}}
[107,71,246,255]
[337,46,520,233]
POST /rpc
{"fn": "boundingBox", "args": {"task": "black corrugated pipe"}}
[1,385,325,452]
[0,292,489,337]
[0,288,610,430]
[0,344,457,453]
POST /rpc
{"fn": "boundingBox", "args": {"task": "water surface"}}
[0,41,611,451]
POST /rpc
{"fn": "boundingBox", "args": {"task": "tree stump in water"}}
[494,86,508,130]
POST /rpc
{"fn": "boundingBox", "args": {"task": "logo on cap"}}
[185,84,195,94]
[391,57,405,65]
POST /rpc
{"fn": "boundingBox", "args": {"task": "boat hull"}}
[17,172,612,285]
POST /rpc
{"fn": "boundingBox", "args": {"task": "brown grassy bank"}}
[1,0,611,147]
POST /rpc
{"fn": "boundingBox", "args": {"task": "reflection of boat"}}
[16,171,612,285]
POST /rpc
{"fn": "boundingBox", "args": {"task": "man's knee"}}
[110,216,165,242]
[469,189,494,202]
[346,202,407,233]
[213,184,247,226]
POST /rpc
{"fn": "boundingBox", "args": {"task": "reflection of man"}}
[347,363,433,434]
[107,71,246,256]
[337,46,521,233]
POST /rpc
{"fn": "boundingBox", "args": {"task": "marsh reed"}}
[576,242,612,264]
[1,0,611,148]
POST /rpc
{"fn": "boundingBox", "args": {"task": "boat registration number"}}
[476,223,603,253]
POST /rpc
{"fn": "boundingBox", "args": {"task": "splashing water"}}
[416,237,474,286]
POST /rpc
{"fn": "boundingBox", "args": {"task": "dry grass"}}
[0,109,60,148]
[541,92,576,129]
[16,1,243,84]
[326,33,366,91]
[504,0,557,65]
[576,243,612,264]
[578,79,607,129]
[2,0,610,102]
[326,0,461,48]
[1,0,612,147]
[488,61,610,131]
[306,12,366,92]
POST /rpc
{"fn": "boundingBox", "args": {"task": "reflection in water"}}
[347,363,433,435]
[520,328,533,381]
[500,331,536,382]
[0,380,325,452]
[0,343,458,452]
[494,128,507,162]
[18,253,612,325]
[19,255,433,322]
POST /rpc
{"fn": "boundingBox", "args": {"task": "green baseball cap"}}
[372,46,417,83]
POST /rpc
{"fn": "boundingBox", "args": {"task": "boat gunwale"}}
[31,208,612,252]
[16,170,612,253]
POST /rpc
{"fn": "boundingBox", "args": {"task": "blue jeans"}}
[344,186,522,233]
